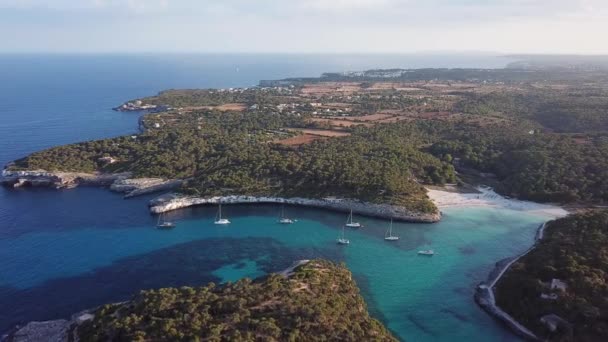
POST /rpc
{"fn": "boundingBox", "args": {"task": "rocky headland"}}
[0,170,182,198]
[112,100,166,112]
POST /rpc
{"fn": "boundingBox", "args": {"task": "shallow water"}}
[0,189,547,341]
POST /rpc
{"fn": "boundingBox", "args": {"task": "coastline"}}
[0,169,183,198]
[474,222,548,341]
[1,169,441,222]
[149,193,441,223]
[2,260,312,342]
[427,186,566,341]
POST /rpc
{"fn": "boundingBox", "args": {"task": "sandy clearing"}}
[287,128,351,137]
[274,134,326,146]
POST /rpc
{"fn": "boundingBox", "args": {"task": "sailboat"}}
[345,209,362,228]
[384,218,399,241]
[336,225,350,245]
[156,212,176,229]
[214,203,230,225]
[278,205,294,224]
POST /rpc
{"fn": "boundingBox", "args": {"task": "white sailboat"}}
[345,209,362,228]
[336,225,350,245]
[384,219,399,241]
[418,250,435,256]
[214,203,230,225]
[156,212,176,229]
[278,205,294,224]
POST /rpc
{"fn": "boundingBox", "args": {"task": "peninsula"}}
[4,66,608,222]
[6,260,397,342]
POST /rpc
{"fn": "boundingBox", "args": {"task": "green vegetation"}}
[454,90,608,133]
[77,260,397,342]
[429,124,608,203]
[435,89,608,203]
[495,211,608,341]
[141,89,254,107]
[13,110,454,213]
[10,68,608,209]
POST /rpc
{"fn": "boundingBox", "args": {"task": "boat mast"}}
[386,218,393,238]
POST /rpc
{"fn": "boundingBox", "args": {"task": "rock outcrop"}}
[3,311,94,342]
[4,320,70,342]
[0,170,129,189]
[112,100,162,112]
[110,178,184,198]
[1,170,182,198]
[149,194,441,223]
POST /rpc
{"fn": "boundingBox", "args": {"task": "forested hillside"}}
[8,69,608,208]
[495,211,608,341]
[77,260,397,342]
[11,111,455,213]
[454,90,608,133]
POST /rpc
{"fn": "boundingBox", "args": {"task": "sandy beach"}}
[427,186,568,218]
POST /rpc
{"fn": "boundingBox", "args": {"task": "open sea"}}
[0,54,540,341]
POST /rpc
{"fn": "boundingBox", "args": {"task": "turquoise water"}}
[0,54,533,339]
[0,199,547,341]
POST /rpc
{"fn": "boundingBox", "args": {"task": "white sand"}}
[427,186,568,219]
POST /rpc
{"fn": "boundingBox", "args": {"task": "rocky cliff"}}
[150,193,441,223]
[1,170,182,198]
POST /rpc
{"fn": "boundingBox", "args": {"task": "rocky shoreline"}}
[1,309,95,342]
[149,193,441,223]
[112,99,168,112]
[0,170,183,198]
[474,222,551,341]
[1,169,440,222]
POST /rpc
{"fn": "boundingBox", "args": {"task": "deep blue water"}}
[0,54,537,341]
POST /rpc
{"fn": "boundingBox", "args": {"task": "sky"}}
[1,0,607,54]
